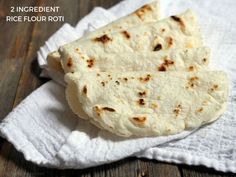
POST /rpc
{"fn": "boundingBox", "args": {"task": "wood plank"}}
[138,158,181,177]
[0,0,85,176]
[0,0,34,119]
[181,165,236,177]
[92,158,139,177]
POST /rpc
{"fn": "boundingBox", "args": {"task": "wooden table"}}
[0,0,235,176]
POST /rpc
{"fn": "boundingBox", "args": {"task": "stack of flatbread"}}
[47,1,229,137]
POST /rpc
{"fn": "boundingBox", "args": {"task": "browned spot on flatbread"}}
[158,65,166,71]
[115,81,120,85]
[196,107,203,113]
[171,15,185,28]
[123,78,128,82]
[132,117,146,123]
[210,84,219,92]
[167,37,173,48]
[186,76,199,89]
[121,30,131,39]
[190,76,199,81]
[137,99,145,106]
[101,81,105,86]
[94,106,116,117]
[161,28,166,32]
[153,44,162,51]
[93,34,112,44]
[158,57,174,71]
[102,107,116,112]
[164,58,174,65]
[188,66,195,71]
[173,104,182,117]
[138,91,146,97]
[67,58,73,67]
[86,58,95,68]
[139,74,151,83]
[134,4,152,20]
[94,106,101,117]
[82,85,87,95]
[202,58,207,63]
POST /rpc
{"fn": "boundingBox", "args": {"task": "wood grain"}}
[181,165,236,177]
[0,0,34,119]
[138,158,181,177]
[0,0,235,176]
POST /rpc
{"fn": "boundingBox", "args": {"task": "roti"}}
[65,71,228,137]
[64,47,210,130]
[61,47,210,73]
[59,10,202,74]
[47,0,160,74]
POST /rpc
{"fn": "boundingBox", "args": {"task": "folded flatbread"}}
[65,71,228,137]
[59,9,202,74]
[64,47,210,131]
[47,0,160,73]
[61,47,209,73]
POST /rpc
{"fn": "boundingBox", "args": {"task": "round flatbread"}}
[65,71,228,137]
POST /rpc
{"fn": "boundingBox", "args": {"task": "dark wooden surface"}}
[0,0,235,176]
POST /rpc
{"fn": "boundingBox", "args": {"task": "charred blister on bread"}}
[86,58,95,68]
[75,48,81,53]
[209,84,219,92]
[139,74,151,83]
[137,98,145,106]
[102,107,116,112]
[82,85,87,95]
[166,36,174,48]
[115,81,120,85]
[134,4,153,20]
[130,116,147,127]
[171,15,185,31]
[93,34,112,44]
[188,66,195,72]
[123,77,128,82]
[101,81,105,87]
[158,57,175,71]
[94,106,116,118]
[153,43,162,51]
[186,76,199,89]
[196,107,203,113]
[121,30,131,39]
[67,57,73,67]
[173,104,182,117]
[138,91,146,97]
[161,28,166,33]
[202,58,207,63]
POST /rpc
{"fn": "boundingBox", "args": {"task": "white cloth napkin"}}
[1,0,236,173]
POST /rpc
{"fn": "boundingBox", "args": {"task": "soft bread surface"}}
[65,71,228,137]
[59,10,203,74]
[60,47,209,74]
[46,0,161,74]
